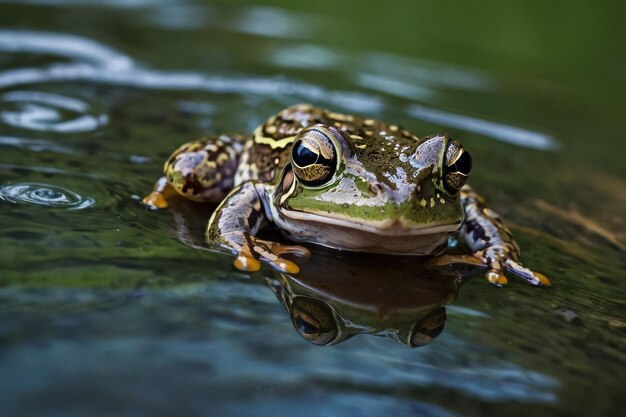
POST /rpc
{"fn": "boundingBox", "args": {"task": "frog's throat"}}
[279,208,460,237]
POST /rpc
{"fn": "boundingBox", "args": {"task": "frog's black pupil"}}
[454,151,472,175]
[293,142,318,166]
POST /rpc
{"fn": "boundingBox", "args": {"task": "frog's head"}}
[274,124,472,254]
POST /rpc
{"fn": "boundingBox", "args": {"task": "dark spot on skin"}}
[466,219,488,243]
[247,209,260,232]
[181,175,207,196]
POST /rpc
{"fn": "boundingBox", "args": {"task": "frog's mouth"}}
[275,207,460,255]
[278,207,461,237]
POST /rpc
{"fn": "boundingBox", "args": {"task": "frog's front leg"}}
[206,181,310,274]
[143,134,245,209]
[440,186,551,286]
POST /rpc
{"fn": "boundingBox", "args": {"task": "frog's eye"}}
[291,126,338,187]
[290,297,339,345]
[442,140,472,194]
[409,307,447,347]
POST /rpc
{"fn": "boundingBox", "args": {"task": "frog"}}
[143,104,551,287]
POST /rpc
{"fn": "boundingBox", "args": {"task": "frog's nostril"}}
[368,182,382,195]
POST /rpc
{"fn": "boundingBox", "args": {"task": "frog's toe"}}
[233,238,308,274]
[271,243,311,258]
[486,270,508,286]
[534,272,552,287]
[234,254,261,272]
[480,254,508,286]
[504,259,552,287]
[269,258,301,274]
[142,191,169,209]
[261,242,308,274]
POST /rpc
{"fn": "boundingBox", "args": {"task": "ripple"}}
[0,64,385,115]
[357,73,434,101]
[0,135,73,153]
[0,29,556,150]
[231,6,327,39]
[407,104,557,150]
[0,90,107,133]
[0,182,95,210]
[0,30,133,70]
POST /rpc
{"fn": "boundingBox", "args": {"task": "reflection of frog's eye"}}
[290,297,339,345]
[442,140,472,194]
[291,127,337,187]
[409,307,447,348]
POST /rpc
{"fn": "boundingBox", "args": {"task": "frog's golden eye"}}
[291,126,338,187]
[442,140,472,194]
[290,297,339,346]
[409,307,447,347]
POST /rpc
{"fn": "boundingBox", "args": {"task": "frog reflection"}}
[266,248,469,347]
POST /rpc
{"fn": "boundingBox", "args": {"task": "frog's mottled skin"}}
[144,104,550,286]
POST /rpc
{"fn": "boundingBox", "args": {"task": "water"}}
[0,1,624,416]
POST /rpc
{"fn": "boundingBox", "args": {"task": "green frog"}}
[144,104,550,286]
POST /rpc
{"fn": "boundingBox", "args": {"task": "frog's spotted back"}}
[244,104,421,184]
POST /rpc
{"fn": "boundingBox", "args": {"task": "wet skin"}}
[144,104,550,286]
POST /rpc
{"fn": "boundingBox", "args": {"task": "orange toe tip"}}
[272,258,300,274]
[234,255,261,272]
[534,272,552,287]
[142,192,168,209]
[487,272,508,286]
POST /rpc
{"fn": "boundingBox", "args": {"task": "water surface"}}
[0,1,624,416]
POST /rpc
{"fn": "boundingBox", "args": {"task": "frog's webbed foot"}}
[224,232,311,274]
[428,244,551,287]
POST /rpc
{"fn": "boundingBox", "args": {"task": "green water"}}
[0,1,624,416]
